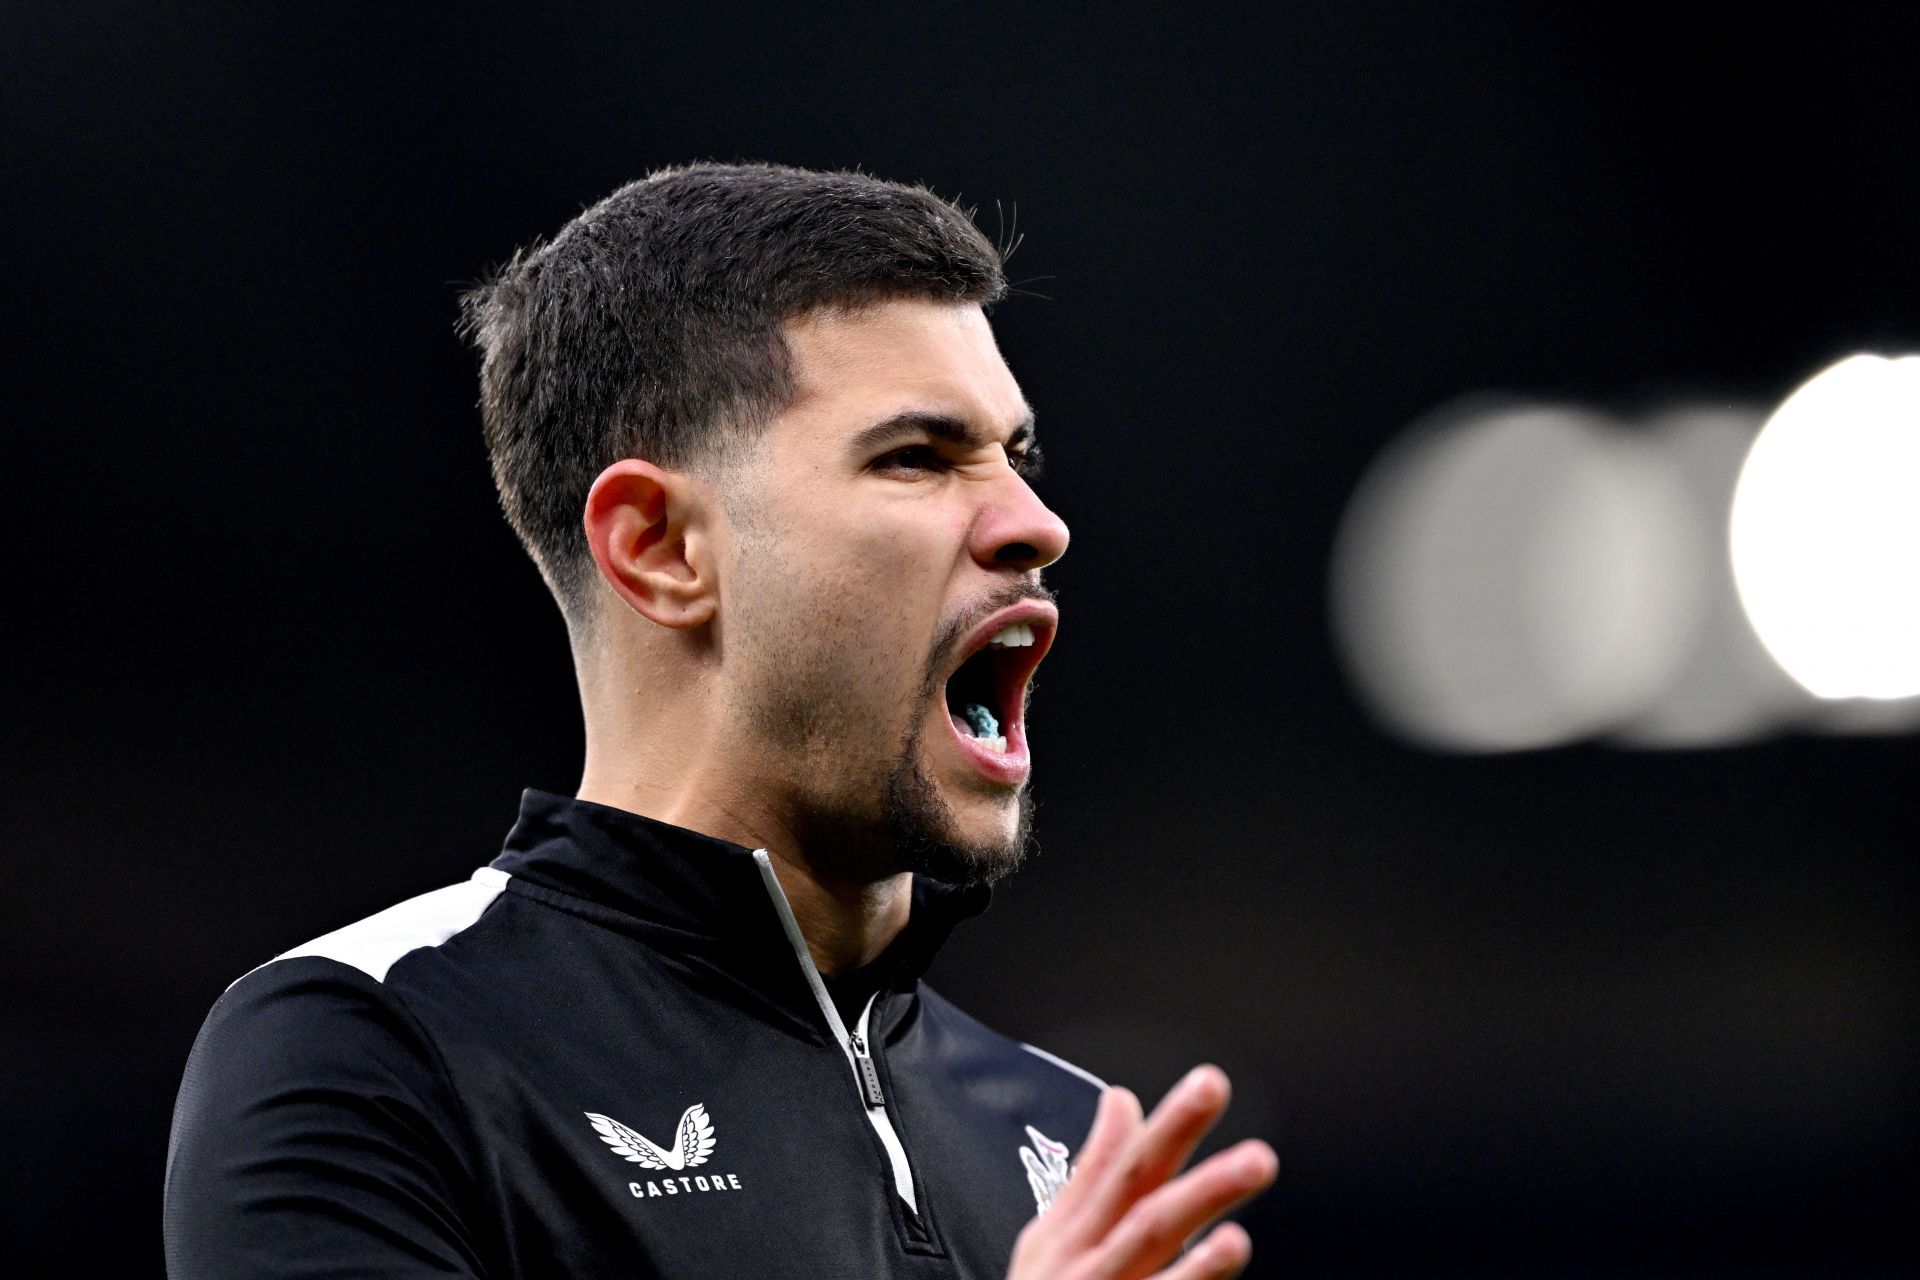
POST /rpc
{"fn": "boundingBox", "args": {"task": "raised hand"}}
[1006,1065,1278,1280]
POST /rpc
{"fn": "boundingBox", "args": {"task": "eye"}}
[1010,444,1044,479]
[874,444,947,474]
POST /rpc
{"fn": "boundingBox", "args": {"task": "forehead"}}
[775,298,1029,442]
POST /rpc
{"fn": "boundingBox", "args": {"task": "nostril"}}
[995,542,1039,565]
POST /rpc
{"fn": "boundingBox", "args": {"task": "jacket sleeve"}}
[163,957,489,1278]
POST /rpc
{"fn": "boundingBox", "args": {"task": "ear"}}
[583,459,718,630]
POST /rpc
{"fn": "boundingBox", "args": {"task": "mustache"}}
[925,580,1058,681]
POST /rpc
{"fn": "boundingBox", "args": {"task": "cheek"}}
[834,501,967,585]
[744,550,924,695]
[810,519,957,704]
[846,516,957,622]
[742,490,965,691]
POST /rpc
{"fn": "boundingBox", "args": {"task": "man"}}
[165,163,1276,1278]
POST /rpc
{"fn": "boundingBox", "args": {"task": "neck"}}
[575,644,912,978]
[752,849,912,978]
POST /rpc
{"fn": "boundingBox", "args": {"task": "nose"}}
[973,470,1070,573]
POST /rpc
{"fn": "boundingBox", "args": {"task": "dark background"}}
[5,3,1916,1275]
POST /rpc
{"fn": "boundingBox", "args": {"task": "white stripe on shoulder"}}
[1020,1041,1109,1091]
[250,866,510,985]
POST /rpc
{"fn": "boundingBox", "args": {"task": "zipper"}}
[752,850,921,1213]
[848,1021,886,1107]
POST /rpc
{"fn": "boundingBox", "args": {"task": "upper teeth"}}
[987,623,1036,648]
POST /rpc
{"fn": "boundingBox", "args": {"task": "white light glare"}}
[1730,354,1920,700]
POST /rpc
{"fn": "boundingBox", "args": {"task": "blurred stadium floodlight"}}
[1331,388,1920,753]
[1730,354,1920,701]
[1330,401,1702,752]
[1613,407,1814,747]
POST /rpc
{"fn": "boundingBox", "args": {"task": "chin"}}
[885,768,1033,888]
[945,794,1025,853]
[901,831,1028,889]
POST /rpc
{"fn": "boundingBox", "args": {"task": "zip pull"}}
[849,1031,887,1107]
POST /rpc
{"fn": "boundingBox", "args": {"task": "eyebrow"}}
[849,409,1038,456]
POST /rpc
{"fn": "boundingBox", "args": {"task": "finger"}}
[1149,1222,1252,1280]
[1080,1065,1233,1233]
[1098,1140,1277,1280]
[1051,1086,1142,1216]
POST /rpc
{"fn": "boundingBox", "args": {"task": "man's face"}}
[715,298,1069,886]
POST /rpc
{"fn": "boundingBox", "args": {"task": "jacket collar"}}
[488,788,990,990]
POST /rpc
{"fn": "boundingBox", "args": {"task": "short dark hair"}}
[458,162,1008,625]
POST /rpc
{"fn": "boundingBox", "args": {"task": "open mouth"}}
[939,607,1056,775]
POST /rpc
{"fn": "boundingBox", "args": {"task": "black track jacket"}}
[165,790,1104,1277]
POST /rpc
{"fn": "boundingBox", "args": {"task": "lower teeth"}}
[957,702,1007,753]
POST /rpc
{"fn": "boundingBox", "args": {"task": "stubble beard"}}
[724,539,1035,889]
[876,678,1034,889]
[744,659,1034,890]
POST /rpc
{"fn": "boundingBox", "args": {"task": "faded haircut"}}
[458,162,1008,629]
